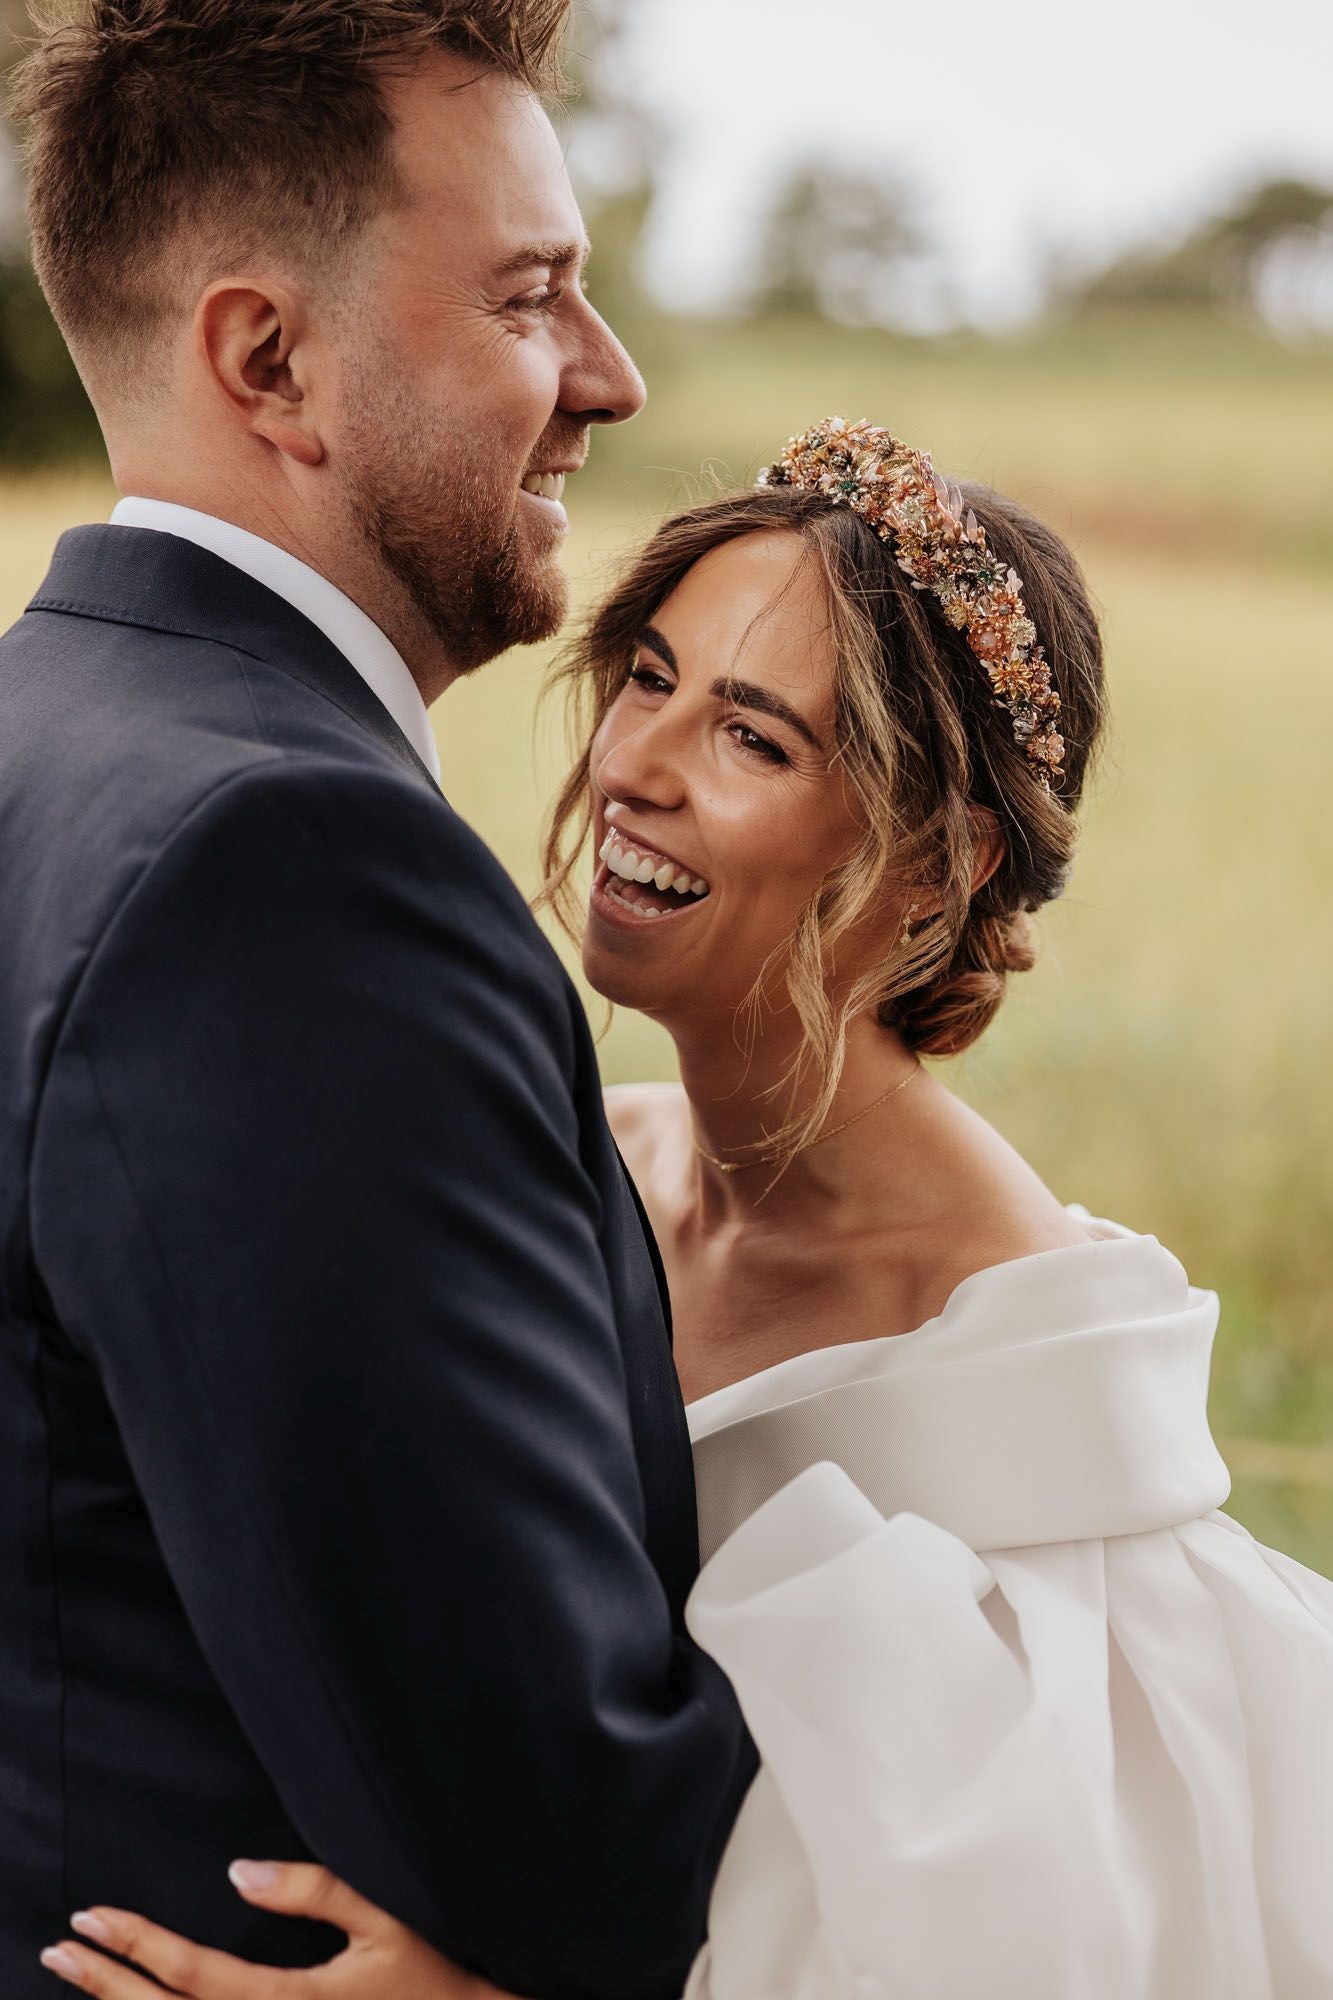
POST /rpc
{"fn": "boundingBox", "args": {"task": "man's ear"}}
[195,281,324,468]
[968,805,1005,894]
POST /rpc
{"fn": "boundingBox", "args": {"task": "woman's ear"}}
[194,279,325,468]
[968,805,1005,895]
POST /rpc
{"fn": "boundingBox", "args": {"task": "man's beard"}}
[341,360,569,674]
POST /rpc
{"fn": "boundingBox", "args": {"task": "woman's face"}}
[585,531,864,1023]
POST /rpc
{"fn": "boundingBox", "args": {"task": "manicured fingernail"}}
[70,1913,113,1945]
[40,1948,85,1984]
[229,1859,280,1892]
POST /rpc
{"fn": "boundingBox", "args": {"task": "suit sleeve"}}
[30,757,754,2000]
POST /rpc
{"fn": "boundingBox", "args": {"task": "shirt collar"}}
[109,497,442,785]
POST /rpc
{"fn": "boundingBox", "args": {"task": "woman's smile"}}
[582,532,855,1015]
[591,828,711,925]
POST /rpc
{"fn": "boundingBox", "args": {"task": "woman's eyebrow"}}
[634,626,827,753]
[714,676,826,754]
[636,624,678,671]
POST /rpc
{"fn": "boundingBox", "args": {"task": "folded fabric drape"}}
[684,1220,1333,2000]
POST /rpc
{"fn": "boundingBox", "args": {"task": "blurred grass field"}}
[4,310,1331,1565]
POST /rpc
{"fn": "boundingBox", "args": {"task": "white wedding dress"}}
[682,1215,1333,2000]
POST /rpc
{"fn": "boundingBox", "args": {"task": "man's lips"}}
[520,456,587,505]
[520,471,566,502]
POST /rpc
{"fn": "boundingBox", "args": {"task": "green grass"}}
[589,309,1333,574]
[5,308,1331,1568]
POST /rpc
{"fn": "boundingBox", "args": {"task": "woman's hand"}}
[40,1860,511,2000]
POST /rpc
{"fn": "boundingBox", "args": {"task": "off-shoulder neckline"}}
[684,1214,1176,1435]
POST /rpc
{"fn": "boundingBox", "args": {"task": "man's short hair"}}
[9,0,572,398]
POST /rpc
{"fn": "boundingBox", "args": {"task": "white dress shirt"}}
[110,496,442,784]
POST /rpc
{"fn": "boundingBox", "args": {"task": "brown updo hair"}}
[540,467,1106,1144]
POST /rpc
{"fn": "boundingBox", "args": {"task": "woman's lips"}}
[599,831,710,898]
[589,859,711,927]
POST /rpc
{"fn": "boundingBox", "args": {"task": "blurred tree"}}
[0,251,101,461]
[0,0,103,461]
[2,0,34,244]
[0,0,675,465]
[1074,177,1333,322]
[752,159,925,327]
[561,0,662,348]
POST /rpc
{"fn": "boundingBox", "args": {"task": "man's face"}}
[332,58,645,672]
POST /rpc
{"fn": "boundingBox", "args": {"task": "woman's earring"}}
[900,904,918,948]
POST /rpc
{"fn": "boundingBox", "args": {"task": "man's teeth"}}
[598,834,709,900]
[521,472,566,501]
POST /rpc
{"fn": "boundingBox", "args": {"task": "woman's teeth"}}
[598,834,709,918]
[521,472,566,501]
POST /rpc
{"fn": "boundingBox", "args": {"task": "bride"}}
[41,421,1333,2000]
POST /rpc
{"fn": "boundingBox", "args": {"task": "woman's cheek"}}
[588,715,615,777]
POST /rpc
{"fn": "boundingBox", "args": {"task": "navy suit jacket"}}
[0,526,754,2000]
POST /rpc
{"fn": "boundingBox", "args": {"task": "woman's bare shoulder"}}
[603,1081,689,1181]
[603,1085,689,1244]
[925,1091,1096,1279]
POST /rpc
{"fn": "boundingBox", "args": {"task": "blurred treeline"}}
[3,0,1333,464]
[0,0,103,459]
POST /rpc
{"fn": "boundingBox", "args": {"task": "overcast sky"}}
[589,0,1333,324]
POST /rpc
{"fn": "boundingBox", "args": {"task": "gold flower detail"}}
[760,419,1065,786]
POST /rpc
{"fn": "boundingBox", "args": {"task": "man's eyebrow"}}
[634,628,826,754]
[714,677,827,754]
[494,239,591,279]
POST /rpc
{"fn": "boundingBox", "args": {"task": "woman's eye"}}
[729,722,788,766]
[626,664,673,695]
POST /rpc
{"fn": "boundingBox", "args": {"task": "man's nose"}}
[563,302,647,427]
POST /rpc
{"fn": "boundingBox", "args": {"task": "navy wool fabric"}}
[0,527,754,2000]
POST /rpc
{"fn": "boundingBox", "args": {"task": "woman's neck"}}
[668,1005,924,1227]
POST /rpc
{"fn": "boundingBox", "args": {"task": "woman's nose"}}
[597,714,687,813]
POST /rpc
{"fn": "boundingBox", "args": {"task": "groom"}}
[0,4,754,1997]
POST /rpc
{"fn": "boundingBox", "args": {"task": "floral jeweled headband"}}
[757,417,1065,785]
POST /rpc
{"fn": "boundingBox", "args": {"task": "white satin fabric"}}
[683,1218,1333,2000]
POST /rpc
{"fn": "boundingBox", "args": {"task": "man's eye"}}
[509,284,565,315]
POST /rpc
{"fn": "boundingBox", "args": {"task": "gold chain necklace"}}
[692,1063,921,1174]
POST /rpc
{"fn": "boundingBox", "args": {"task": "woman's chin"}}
[582,899,689,1015]
[583,870,708,993]
[582,933,670,1014]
